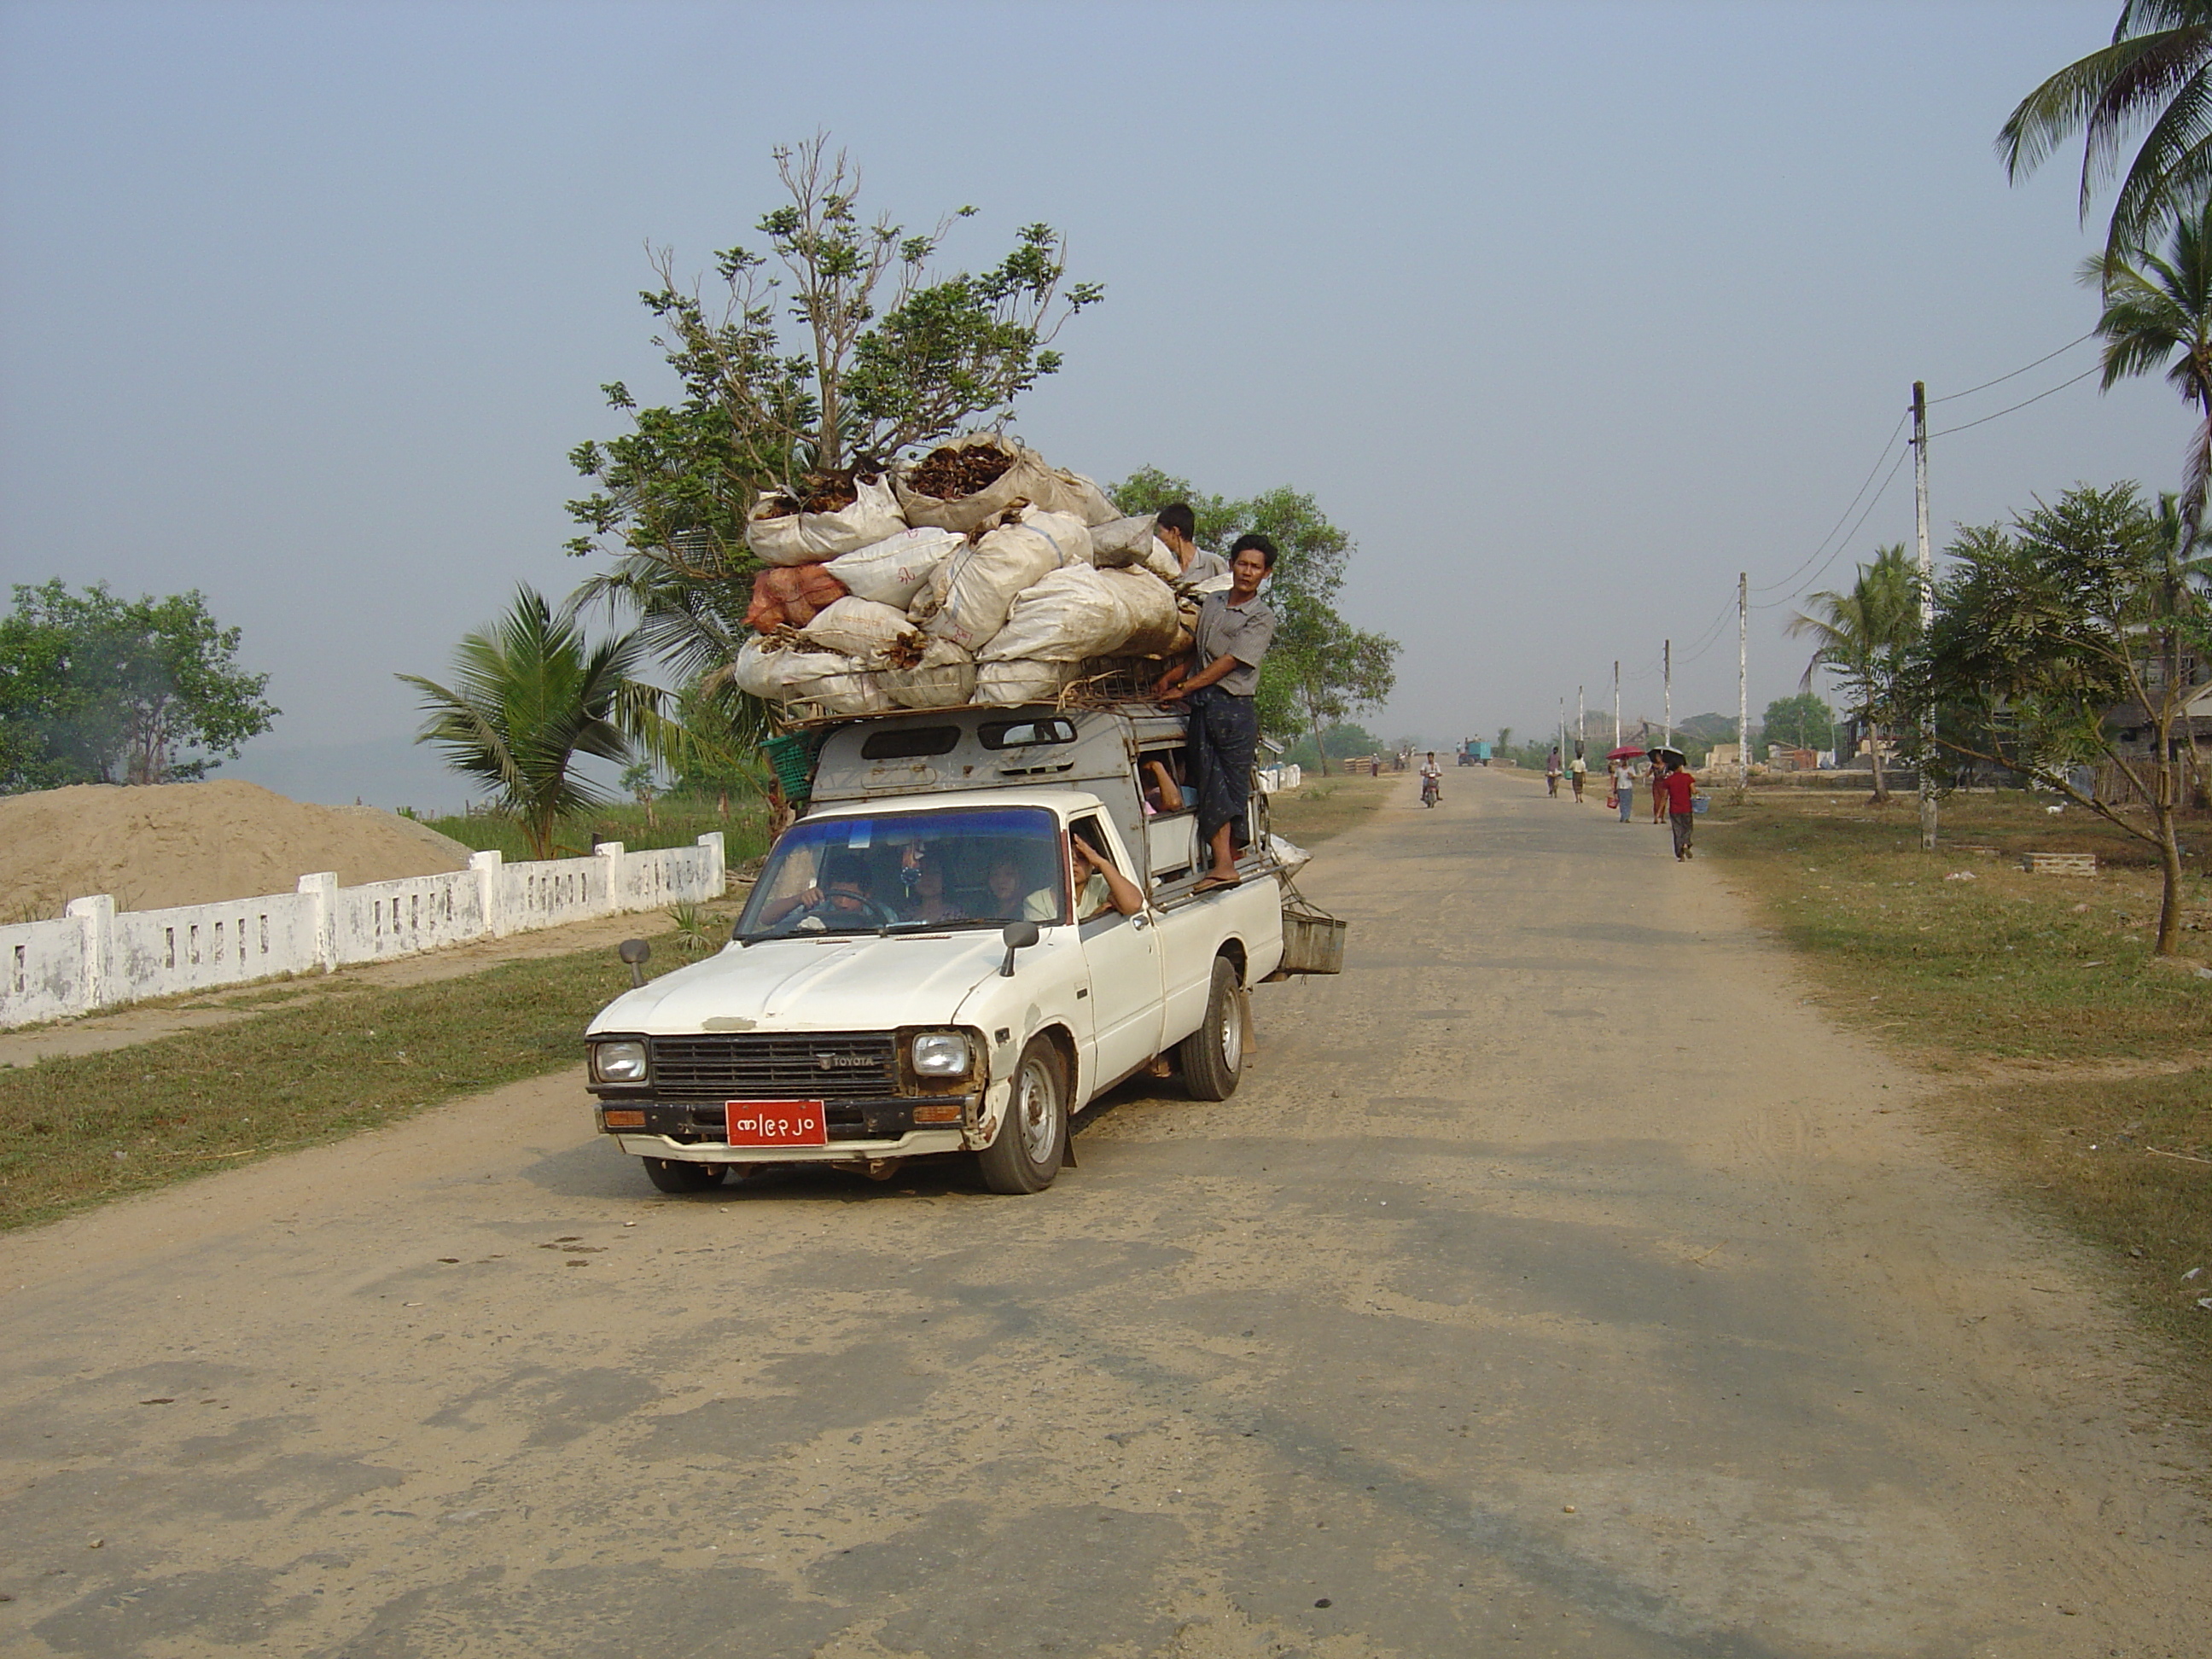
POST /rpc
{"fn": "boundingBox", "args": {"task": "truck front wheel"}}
[1179,956,1246,1101]
[641,1156,729,1194]
[977,1039,1068,1195]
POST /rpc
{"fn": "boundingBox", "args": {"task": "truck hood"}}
[587,929,1010,1035]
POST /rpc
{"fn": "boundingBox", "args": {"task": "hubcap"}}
[1016,1057,1058,1166]
[1219,991,1243,1072]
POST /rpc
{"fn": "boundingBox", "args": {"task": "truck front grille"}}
[649,1033,898,1101]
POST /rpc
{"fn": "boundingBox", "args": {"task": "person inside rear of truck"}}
[1069,831,1144,921]
[1140,757,1185,816]
[1156,502,1228,585]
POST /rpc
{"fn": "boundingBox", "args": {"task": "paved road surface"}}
[1,770,2204,1657]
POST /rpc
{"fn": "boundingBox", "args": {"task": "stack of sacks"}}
[730,438,1200,715]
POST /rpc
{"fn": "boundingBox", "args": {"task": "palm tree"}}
[1787,545,1920,805]
[2082,195,2212,529]
[399,586,660,859]
[2000,3,2212,261]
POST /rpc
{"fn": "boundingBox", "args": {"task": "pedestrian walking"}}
[1569,747,1587,803]
[1662,757,1697,860]
[1545,746,1562,798]
[1650,762,1668,824]
[1611,758,1636,823]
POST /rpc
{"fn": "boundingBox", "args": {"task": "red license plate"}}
[725,1100,828,1148]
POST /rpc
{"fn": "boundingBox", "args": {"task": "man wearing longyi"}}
[1154,533,1278,892]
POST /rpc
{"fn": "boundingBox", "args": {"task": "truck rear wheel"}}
[642,1156,728,1194]
[1179,956,1246,1101]
[977,1038,1067,1195]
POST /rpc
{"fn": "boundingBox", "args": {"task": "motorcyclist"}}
[1420,751,1442,806]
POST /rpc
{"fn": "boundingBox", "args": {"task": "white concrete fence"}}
[1256,764,1303,794]
[0,834,726,1031]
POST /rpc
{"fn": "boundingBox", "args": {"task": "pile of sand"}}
[0,780,478,921]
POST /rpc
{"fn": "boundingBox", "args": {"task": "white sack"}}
[730,636,893,715]
[746,474,906,566]
[895,437,1109,533]
[1139,536,1183,582]
[983,566,1133,662]
[916,520,1067,651]
[878,638,977,709]
[975,658,1078,707]
[1051,469,1121,527]
[1182,570,1234,597]
[1016,506,1093,568]
[1096,567,1182,657]
[797,597,920,664]
[1086,514,1158,568]
[824,527,964,608]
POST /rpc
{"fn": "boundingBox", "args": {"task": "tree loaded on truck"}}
[583,702,1342,1195]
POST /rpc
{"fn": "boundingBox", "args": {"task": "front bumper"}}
[597,1091,982,1161]
[610,1129,969,1163]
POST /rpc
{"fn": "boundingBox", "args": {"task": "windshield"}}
[735,806,1066,941]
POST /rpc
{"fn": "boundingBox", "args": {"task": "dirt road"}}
[1,770,2203,1656]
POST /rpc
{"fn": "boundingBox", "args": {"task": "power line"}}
[1927,364,2102,439]
[1927,332,2097,404]
[1751,444,1912,611]
[1749,410,1910,596]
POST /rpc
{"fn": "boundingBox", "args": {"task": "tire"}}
[1179,956,1246,1101]
[978,1038,1068,1195]
[642,1156,729,1194]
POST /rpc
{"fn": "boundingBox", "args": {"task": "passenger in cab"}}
[1069,832,1144,921]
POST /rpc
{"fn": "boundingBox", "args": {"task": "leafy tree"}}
[1761,691,1834,754]
[2000,3,2212,260]
[0,581,276,792]
[1787,544,1920,803]
[566,134,1100,575]
[2082,195,2212,528]
[398,587,661,860]
[1110,470,1400,774]
[1906,481,2202,953]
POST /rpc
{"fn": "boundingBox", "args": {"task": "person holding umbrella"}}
[1606,746,1641,824]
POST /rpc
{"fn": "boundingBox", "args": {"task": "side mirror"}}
[998,920,1040,978]
[618,938,650,987]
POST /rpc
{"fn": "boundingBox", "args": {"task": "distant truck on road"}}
[1458,741,1491,766]
[582,702,1341,1196]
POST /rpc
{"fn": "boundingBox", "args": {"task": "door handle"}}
[1132,912,1151,930]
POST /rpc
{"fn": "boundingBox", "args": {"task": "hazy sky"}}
[0,0,2186,805]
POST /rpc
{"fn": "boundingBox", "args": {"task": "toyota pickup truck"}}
[583,703,1336,1195]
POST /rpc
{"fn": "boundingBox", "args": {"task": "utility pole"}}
[1913,380,1936,851]
[1663,640,1673,746]
[1612,661,1621,751]
[1576,684,1584,757]
[1737,571,1749,794]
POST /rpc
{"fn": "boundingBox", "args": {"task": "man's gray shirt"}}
[1179,549,1231,585]
[1190,591,1277,698]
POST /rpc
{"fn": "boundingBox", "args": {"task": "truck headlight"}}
[591,1039,649,1083]
[910,1031,972,1077]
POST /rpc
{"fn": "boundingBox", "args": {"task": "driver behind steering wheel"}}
[759,862,892,931]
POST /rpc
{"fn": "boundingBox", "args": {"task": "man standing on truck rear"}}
[1157,503,1229,584]
[1156,533,1278,892]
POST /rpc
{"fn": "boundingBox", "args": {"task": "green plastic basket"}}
[762,731,818,804]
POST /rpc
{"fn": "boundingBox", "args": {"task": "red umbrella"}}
[1604,745,1644,760]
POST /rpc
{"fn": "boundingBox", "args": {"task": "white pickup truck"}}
[583,703,1336,1195]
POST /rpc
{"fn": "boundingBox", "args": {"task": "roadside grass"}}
[0,925,703,1233]
[421,796,774,863]
[1267,771,1400,847]
[1703,789,2212,1387]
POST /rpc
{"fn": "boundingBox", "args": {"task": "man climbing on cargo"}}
[1155,533,1278,893]
[1157,503,1228,585]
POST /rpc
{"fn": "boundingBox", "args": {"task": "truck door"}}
[1069,813,1166,1086]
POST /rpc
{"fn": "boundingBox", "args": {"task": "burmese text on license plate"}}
[725,1100,828,1148]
